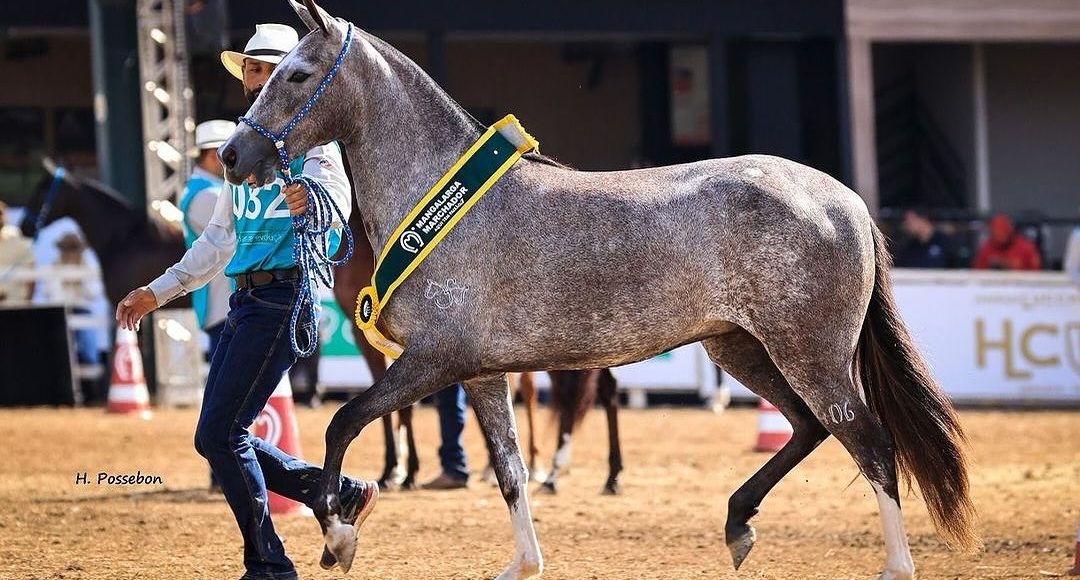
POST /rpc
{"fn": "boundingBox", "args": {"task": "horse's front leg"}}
[315,349,455,572]
[466,375,543,579]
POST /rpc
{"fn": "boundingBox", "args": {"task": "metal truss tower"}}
[135,0,194,206]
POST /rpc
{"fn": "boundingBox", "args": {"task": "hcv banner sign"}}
[891,270,1079,404]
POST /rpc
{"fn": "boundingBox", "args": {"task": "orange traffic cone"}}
[252,376,304,515]
[106,328,152,419]
[753,398,792,452]
[1068,519,1080,576]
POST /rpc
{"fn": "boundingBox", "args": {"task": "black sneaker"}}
[319,479,379,570]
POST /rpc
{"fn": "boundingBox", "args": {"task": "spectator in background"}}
[1065,224,1080,288]
[40,232,104,402]
[180,120,235,358]
[0,201,35,304]
[972,214,1042,271]
[894,208,956,268]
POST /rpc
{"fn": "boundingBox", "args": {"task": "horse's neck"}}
[66,193,139,260]
[342,33,481,254]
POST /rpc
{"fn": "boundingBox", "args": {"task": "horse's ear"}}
[289,0,331,35]
[288,0,319,33]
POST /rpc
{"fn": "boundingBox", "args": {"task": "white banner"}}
[891,270,1079,404]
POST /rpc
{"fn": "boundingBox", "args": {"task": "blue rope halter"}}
[238,24,355,357]
[35,166,66,236]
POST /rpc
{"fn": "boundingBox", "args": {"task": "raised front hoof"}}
[725,524,756,571]
[875,568,915,580]
[323,519,358,573]
[494,556,542,580]
[537,480,557,495]
[601,481,622,496]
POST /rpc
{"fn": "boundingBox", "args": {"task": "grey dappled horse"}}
[219,2,978,578]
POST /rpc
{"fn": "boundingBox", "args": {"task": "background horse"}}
[223,3,978,578]
[540,369,622,495]
[20,163,188,309]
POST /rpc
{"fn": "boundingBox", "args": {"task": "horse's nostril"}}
[221,145,237,169]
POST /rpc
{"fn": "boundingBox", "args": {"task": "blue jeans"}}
[194,280,357,579]
[435,383,468,481]
[205,320,225,362]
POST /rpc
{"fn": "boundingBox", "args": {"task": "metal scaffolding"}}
[135,0,194,205]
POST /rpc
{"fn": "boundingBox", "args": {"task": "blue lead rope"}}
[239,24,356,357]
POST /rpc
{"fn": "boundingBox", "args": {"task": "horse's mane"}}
[63,172,181,240]
[70,174,140,214]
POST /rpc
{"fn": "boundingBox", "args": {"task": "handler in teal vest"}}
[183,119,236,355]
[116,23,377,580]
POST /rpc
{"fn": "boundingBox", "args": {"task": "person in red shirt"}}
[972,214,1042,270]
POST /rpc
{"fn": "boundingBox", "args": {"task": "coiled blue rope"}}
[239,24,355,357]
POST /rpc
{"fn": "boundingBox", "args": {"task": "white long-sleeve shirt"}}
[148,143,352,306]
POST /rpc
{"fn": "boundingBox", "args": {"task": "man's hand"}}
[284,183,308,216]
[115,287,159,332]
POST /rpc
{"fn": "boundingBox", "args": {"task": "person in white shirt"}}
[0,201,34,305]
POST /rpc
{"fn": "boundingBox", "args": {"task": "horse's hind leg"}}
[768,342,915,580]
[597,368,623,495]
[398,404,420,490]
[465,375,543,579]
[518,372,542,480]
[377,414,400,490]
[702,329,829,570]
[540,371,583,494]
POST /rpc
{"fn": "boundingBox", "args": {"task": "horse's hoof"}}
[399,477,417,491]
[323,517,358,573]
[538,480,557,495]
[529,468,548,483]
[376,478,398,492]
[319,545,337,570]
[725,524,756,570]
[875,568,914,580]
[494,556,543,580]
[601,481,622,496]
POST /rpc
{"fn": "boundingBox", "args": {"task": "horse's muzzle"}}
[219,126,277,187]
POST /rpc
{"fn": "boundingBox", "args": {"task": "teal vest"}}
[179,173,224,328]
[224,155,342,277]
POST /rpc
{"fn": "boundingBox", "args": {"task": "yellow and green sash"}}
[355,115,539,358]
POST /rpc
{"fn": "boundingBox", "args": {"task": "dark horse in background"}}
[20,161,188,309]
[20,161,624,493]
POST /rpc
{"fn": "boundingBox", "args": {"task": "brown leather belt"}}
[232,267,300,290]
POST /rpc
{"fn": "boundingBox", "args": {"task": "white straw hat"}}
[220,23,299,80]
[194,120,236,151]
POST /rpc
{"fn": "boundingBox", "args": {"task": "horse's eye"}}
[288,71,311,83]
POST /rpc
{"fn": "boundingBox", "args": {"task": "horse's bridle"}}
[34,166,66,237]
[235,23,356,357]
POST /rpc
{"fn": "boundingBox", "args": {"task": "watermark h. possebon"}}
[74,471,164,485]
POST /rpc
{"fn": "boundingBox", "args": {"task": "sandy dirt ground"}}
[0,404,1077,580]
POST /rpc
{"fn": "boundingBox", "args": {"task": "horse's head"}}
[219,0,355,187]
[20,158,78,238]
